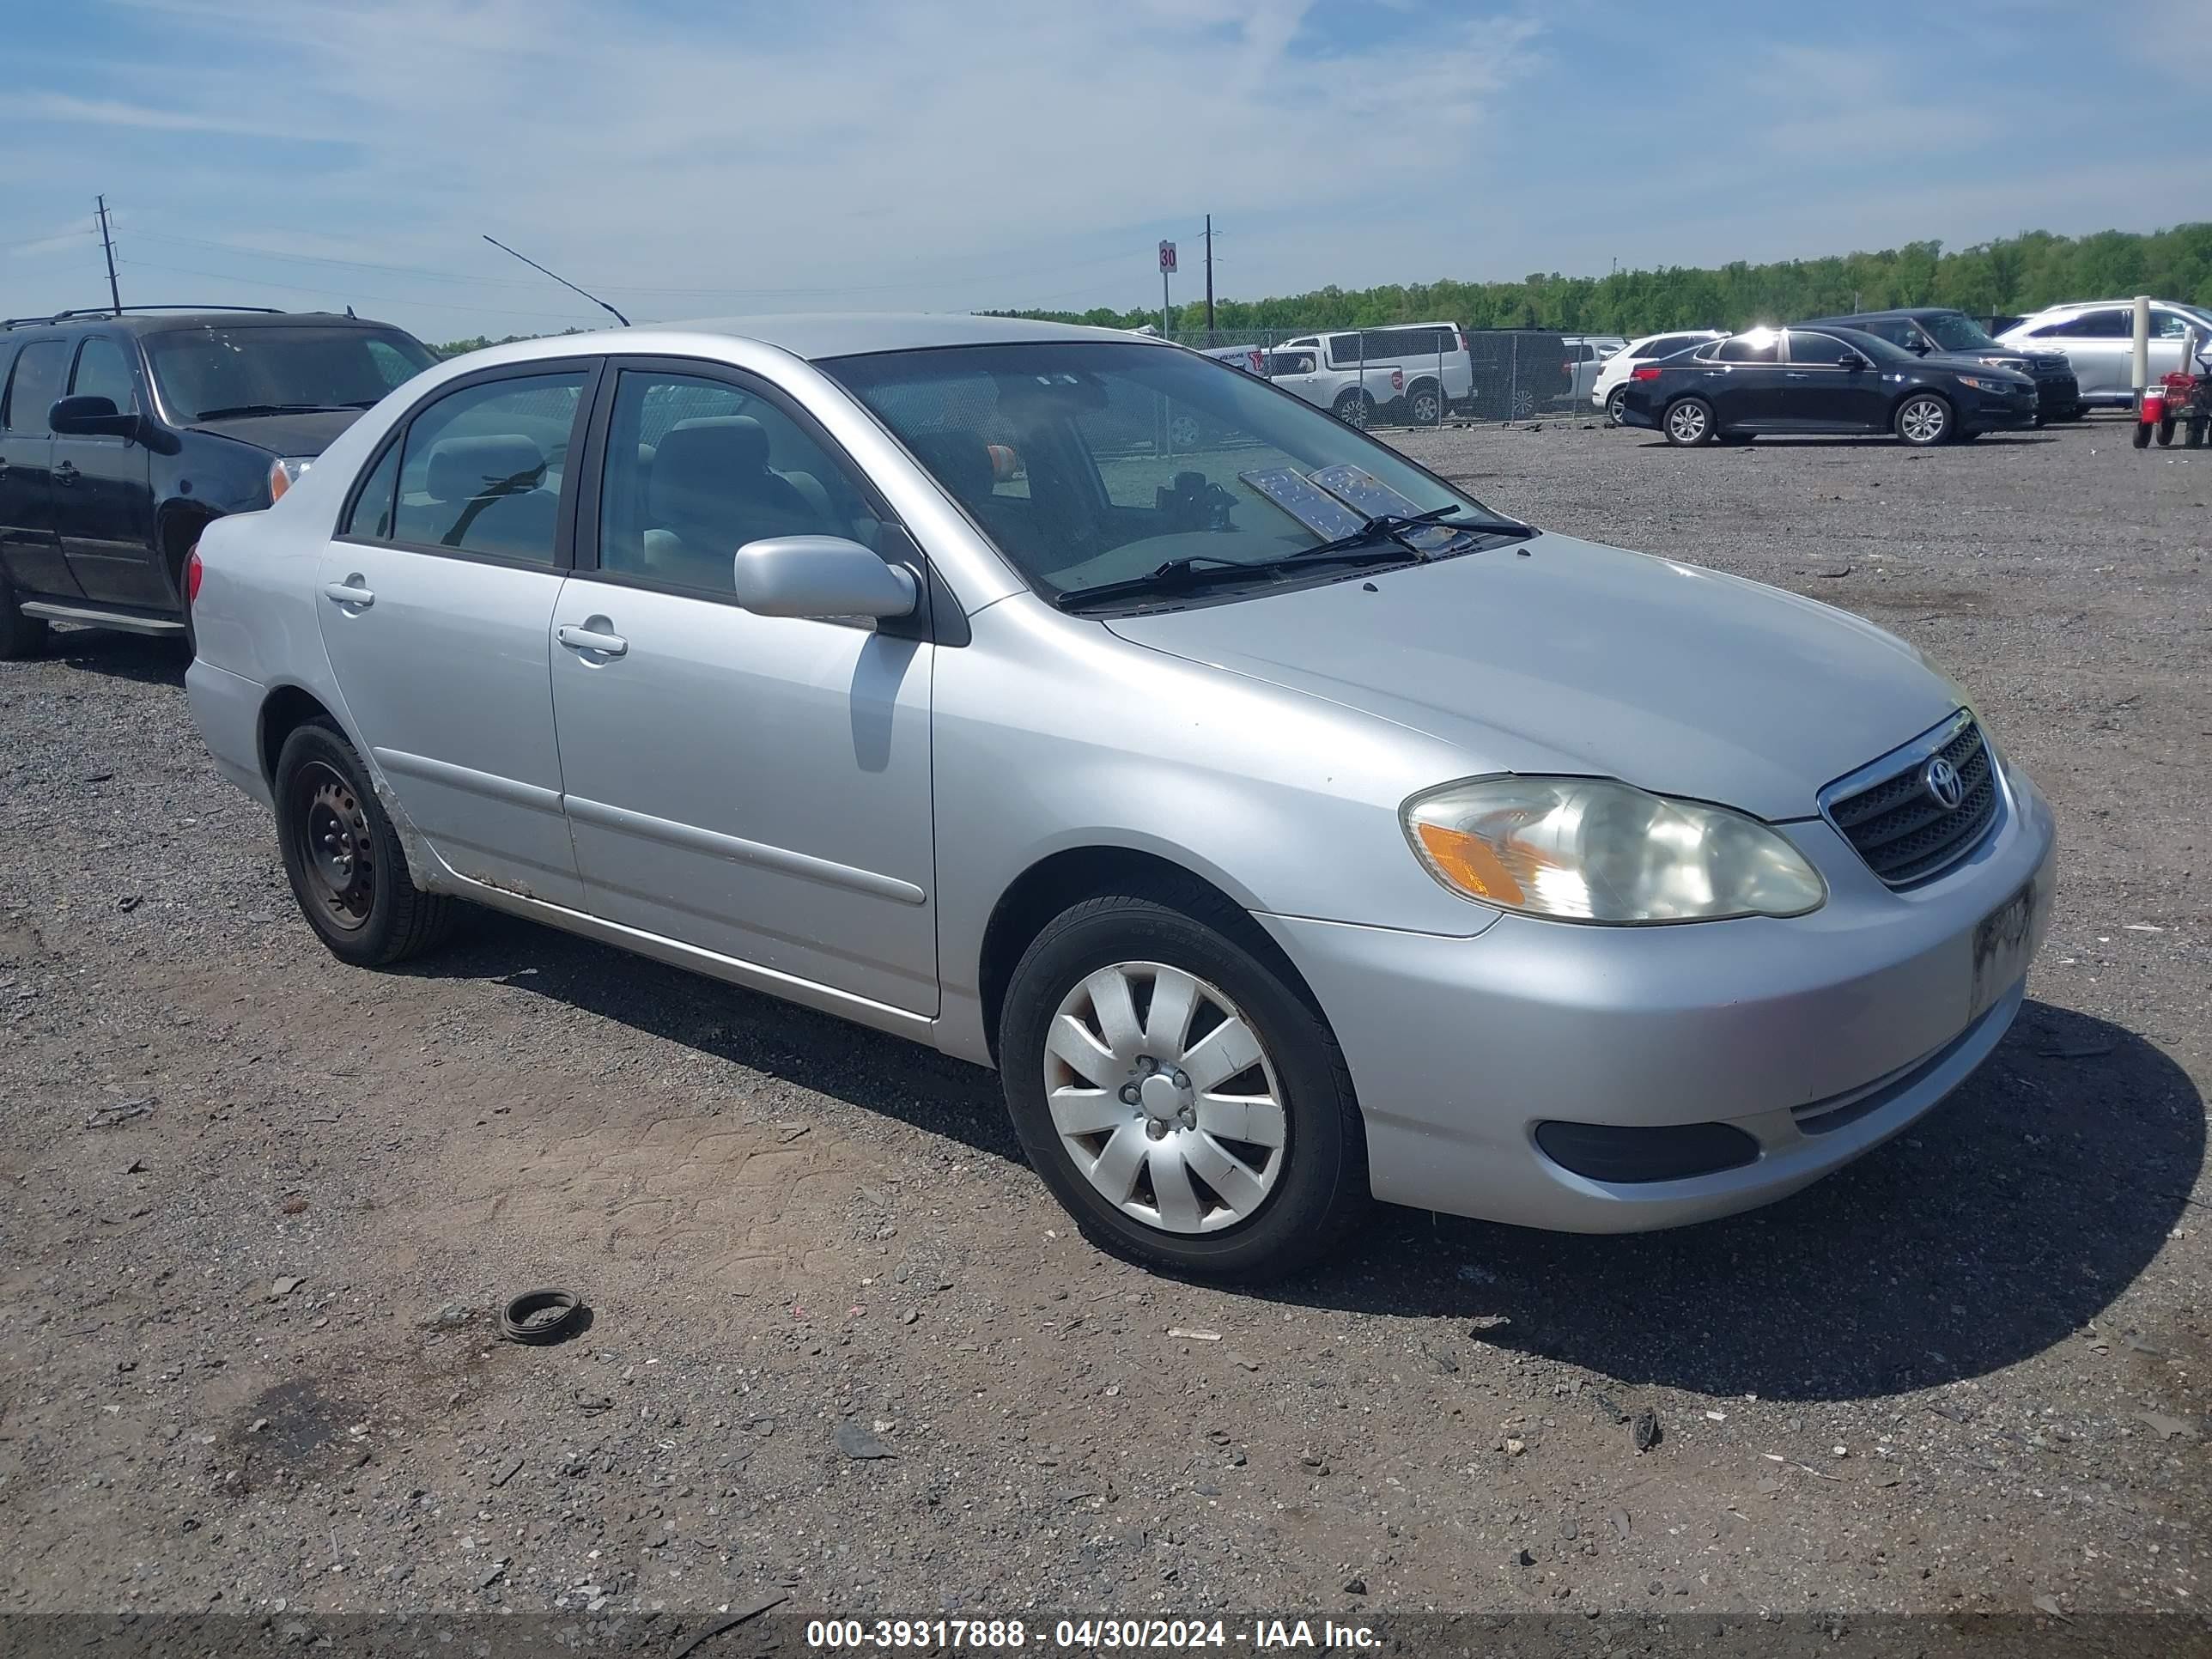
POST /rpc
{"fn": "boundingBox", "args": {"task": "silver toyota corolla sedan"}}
[183,314,2057,1279]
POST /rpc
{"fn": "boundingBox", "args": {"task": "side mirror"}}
[1843,353,1872,371]
[50,394,143,440]
[731,536,918,621]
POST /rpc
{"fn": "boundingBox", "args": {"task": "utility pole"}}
[1204,215,1216,338]
[96,195,122,315]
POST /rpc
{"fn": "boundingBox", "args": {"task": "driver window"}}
[596,370,882,595]
[70,338,140,412]
[1787,331,1856,366]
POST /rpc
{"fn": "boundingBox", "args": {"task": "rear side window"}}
[70,338,140,412]
[2043,310,2128,339]
[1850,319,1918,349]
[342,440,403,540]
[1715,334,1780,363]
[386,371,588,563]
[3,340,71,434]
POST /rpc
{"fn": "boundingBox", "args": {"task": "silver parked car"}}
[1996,299,2212,410]
[184,314,2057,1280]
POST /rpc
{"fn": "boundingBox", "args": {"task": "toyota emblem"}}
[1922,756,1965,811]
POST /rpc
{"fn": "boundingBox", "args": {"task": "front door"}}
[315,364,596,909]
[0,339,82,600]
[53,336,161,607]
[550,362,939,1016]
[1781,331,1892,430]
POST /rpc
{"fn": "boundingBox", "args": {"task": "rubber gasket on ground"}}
[498,1287,584,1345]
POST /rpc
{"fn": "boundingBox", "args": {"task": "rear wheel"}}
[1331,389,1373,428]
[1604,385,1627,425]
[1663,398,1715,447]
[1406,380,1443,426]
[998,887,1368,1281]
[274,720,459,967]
[2156,416,2178,447]
[1894,393,1952,447]
[0,565,50,660]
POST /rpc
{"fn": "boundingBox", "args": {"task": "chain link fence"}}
[1141,325,1598,428]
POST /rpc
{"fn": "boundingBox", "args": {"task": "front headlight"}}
[268,456,313,501]
[1957,375,2026,393]
[1401,776,1826,924]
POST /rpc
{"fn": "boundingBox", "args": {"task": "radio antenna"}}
[481,234,629,327]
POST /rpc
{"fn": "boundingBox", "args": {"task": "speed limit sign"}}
[1158,240,1177,274]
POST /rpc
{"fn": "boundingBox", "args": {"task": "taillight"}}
[1455,330,1469,353]
[185,545,203,605]
[1632,366,1663,381]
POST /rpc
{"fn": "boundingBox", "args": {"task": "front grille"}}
[1824,714,2001,886]
[2029,355,2069,374]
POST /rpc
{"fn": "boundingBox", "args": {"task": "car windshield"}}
[143,325,435,421]
[825,341,1515,608]
[1920,313,2002,352]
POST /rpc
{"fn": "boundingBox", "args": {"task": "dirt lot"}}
[1,416,2207,1648]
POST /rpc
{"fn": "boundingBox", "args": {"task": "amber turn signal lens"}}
[1413,821,1528,907]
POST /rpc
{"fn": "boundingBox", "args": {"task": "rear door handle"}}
[54,461,79,486]
[323,579,374,609]
[557,623,628,658]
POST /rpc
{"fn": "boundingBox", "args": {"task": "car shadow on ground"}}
[46,629,188,687]
[417,910,2200,1404]
[1632,434,2060,450]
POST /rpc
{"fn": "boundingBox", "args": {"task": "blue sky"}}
[3,0,2204,341]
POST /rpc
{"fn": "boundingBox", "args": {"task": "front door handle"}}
[323,578,374,609]
[54,461,79,486]
[557,623,628,658]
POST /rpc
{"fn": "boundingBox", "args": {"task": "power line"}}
[97,196,123,314]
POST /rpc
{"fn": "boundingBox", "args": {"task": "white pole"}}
[2132,295,2152,406]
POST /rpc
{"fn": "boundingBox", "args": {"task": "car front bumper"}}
[1259,761,2057,1233]
[1962,391,2039,433]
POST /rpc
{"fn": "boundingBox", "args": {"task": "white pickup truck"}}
[1261,343,1409,427]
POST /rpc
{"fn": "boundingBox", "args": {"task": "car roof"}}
[653,312,1152,361]
[0,308,403,336]
[1802,307,1964,324]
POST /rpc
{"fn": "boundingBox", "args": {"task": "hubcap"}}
[291,762,374,932]
[1668,403,1706,441]
[1607,388,1626,422]
[1413,392,1438,422]
[1902,399,1945,442]
[1339,398,1367,427]
[1042,962,1287,1235]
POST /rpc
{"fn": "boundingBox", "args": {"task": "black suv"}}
[1796,307,2081,423]
[0,307,436,657]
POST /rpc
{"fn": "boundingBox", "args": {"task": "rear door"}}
[316,362,596,909]
[548,359,939,1015]
[53,334,161,607]
[0,339,80,601]
[1704,331,1786,426]
[2032,308,2130,395]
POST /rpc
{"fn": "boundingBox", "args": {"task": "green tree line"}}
[995,224,2212,337]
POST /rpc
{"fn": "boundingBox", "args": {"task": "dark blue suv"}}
[0,307,434,656]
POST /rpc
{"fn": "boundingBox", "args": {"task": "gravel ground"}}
[0,415,2206,1649]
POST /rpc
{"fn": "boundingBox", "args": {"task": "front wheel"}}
[1331,390,1373,428]
[1663,398,1715,447]
[998,888,1368,1281]
[1894,393,1953,447]
[274,720,459,967]
[2156,416,2177,447]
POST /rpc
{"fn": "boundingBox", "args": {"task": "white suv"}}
[1591,330,1728,423]
[1997,301,2212,410]
[1275,323,1473,426]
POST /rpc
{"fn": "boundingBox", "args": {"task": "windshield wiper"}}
[1054,545,1418,611]
[1295,503,1532,561]
[191,403,350,420]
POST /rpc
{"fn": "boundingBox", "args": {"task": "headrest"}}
[426,434,544,503]
[663,416,770,472]
[907,429,993,500]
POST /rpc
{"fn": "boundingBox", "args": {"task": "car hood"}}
[1923,350,2034,379]
[1103,532,1963,821]
[182,409,364,456]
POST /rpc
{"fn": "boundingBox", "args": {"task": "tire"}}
[1406,380,1443,427]
[1604,386,1627,426]
[2186,416,2207,448]
[2132,416,2154,450]
[274,719,459,967]
[998,885,1369,1282]
[1662,397,1715,447]
[1331,390,1373,429]
[1894,393,1953,447]
[0,564,51,661]
[2156,416,2177,447]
